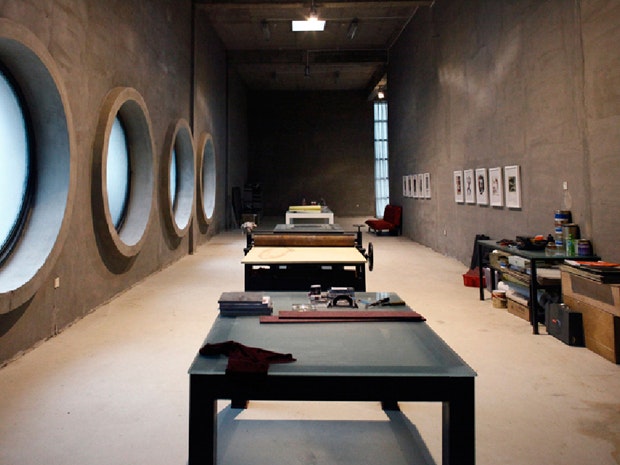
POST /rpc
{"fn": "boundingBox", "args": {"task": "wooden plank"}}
[563,294,620,363]
[242,246,365,264]
[253,234,355,247]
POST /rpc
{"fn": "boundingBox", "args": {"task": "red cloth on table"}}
[199,340,296,375]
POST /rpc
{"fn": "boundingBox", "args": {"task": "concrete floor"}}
[0,217,619,465]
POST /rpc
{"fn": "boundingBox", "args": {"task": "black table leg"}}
[381,400,400,411]
[442,378,475,465]
[477,243,485,300]
[530,261,539,334]
[188,378,217,465]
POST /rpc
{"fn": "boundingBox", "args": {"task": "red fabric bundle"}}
[199,340,296,374]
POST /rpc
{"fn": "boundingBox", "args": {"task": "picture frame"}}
[504,165,521,208]
[489,167,503,207]
[411,174,418,198]
[417,174,424,199]
[403,175,409,197]
[475,168,488,205]
[453,170,464,203]
[464,169,475,204]
[424,173,431,199]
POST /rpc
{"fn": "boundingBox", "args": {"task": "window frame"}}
[373,100,390,217]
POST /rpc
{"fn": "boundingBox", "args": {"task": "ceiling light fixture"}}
[292,1,325,32]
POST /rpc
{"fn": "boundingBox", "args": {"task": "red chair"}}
[365,205,402,236]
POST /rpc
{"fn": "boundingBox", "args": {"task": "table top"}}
[189,292,476,378]
[241,246,365,264]
[286,206,333,214]
[273,223,344,233]
[478,239,600,262]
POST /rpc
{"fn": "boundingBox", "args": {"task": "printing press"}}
[241,224,373,292]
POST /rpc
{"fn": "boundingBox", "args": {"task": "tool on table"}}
[361,296,407,308]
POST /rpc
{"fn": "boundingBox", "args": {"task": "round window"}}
[92,87,154,272]
[161,119,195,243]
[197,132,217,224]
[0,19,76,314]
[0,70,31,262]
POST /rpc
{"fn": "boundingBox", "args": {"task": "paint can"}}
[492,290,507,308]
[577,239,592,257]
[554,210,572,225]
[562,223,580,242]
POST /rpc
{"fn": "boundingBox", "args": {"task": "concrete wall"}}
[247,90,376,217]
[0,0,234,365]
[389,0,620,265]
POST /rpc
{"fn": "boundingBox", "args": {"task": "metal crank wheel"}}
[366,242,374,271]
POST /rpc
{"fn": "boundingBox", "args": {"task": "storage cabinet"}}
[561,269,620,363]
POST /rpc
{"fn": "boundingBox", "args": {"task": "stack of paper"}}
[218,292,273,316]
[562,261,620,284]
[288,205,322,211]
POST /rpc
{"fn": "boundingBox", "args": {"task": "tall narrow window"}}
[373,100,389,216]
[0,69,31,263]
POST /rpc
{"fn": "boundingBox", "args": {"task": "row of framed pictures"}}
[403,173,431,199]
[453,165,521,208]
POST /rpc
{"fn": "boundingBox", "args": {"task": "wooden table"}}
[285,207,334,224]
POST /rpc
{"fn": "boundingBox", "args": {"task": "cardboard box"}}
[507,297,530,322]
[489,251,510,269]
[561,271,620,317]
[561,271,620,363]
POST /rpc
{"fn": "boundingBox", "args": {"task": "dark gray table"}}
[188,292,476,465]
[477,239,599,334]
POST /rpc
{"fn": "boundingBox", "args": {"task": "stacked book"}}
[218,292,273,316]
[562,261,620,284]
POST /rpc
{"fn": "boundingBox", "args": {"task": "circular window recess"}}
[0,19,77,314]
[197,132,217,229]
[92,87,155,273]
[161,119,195,248]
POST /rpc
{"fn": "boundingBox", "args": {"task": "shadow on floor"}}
[216,404,437,465]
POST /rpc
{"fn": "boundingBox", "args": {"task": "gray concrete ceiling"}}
[195,0,434,96]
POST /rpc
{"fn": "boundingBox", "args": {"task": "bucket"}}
[562,223,580,242]
[577,239,593,256]
[554,210,571,225]
[492,290,507,308]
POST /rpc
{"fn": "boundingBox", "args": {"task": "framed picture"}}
[411,174,418,198]
[475,168,488,205]
[417,174,424,199]
[464,169,475,204]
[489,167,503,207]
[402,175,409,197]
[453,171,464,203]
[504,165,522,208]
[424,173,431,199]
